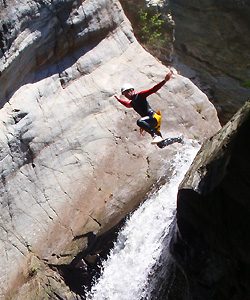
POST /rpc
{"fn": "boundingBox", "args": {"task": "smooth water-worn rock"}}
[0,0,220,298]
[170,0,250,124]
[170,100,250,300]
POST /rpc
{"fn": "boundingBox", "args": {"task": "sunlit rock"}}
[0,0,220,298]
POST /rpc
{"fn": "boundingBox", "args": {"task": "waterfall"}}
[87,140,200,300]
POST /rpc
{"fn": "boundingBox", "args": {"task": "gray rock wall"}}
[170,0,250,124]
[170,100,250,299]
[0,0,220,298]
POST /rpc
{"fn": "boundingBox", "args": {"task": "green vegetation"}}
[241,81,250,88]
[138,9,169,47]
[29,266,39,277]
[119,0,173,59]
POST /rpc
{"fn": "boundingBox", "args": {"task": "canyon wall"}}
[0,0,220,298]
[170,100,250,300]
[170,0,250,124]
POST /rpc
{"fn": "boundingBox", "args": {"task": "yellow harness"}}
[153,110,161,132]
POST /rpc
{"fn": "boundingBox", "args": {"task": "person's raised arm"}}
[114,94,132,108]
[139,72,172,98]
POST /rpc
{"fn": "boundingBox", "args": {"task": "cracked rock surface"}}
[170,0,250,124]
[0,0,220,298]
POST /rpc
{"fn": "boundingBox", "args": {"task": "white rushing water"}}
[87,140,200,300]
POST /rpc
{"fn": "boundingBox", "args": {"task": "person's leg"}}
[157,136,184,148]
[137,116,162,137]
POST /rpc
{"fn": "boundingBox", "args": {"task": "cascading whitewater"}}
[87,140,200,300]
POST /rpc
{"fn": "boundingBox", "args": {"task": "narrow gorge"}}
[0,0,249,299]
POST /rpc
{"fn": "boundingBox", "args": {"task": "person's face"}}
[122,89,134,99]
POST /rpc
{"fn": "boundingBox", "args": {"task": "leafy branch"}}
[138,9,170,48]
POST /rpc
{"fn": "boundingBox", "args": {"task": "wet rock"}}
[170,100,250,299]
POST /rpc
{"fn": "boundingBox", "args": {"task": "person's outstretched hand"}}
[114,93,120,100]
[165,72,172,82]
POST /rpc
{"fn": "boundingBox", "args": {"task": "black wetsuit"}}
[130,93,159,137]
[130,80,166,137]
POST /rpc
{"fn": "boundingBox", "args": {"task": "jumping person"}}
[114,72,172,145]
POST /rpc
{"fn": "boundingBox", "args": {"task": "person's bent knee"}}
[137,119,143,127]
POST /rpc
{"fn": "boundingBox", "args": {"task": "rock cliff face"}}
[0,0,220,299]
[170,100,250,299]
[170,0,250,124]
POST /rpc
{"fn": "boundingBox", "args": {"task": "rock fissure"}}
[22,186,55,222]
[89,215,102,228]
[0,224,28,257]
